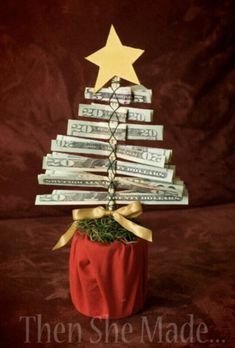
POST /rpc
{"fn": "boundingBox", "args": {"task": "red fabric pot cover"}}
[69,230,148,319]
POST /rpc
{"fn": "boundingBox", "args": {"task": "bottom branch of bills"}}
[35,189,189,205]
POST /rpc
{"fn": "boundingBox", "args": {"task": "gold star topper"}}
[85,25,144,92]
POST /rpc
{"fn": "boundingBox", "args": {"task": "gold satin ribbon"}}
[52,201,152,250]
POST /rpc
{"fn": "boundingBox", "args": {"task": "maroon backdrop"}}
[1,2,235,348]
[0,0,234,218]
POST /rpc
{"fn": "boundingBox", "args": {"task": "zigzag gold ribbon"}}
[52,201,152,250]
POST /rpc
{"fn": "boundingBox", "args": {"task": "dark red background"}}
[0,0,235,218]
[0,1,235,347]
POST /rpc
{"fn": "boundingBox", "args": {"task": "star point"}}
[85,25,144,91]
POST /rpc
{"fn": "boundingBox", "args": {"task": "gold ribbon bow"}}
[52,201,152,250]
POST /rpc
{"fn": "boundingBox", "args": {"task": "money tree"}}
[35,25,188,248]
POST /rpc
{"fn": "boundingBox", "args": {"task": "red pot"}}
[69,230,148,319]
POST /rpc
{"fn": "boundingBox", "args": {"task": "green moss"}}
[77,216,137,243]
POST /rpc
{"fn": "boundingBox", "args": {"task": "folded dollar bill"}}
[35,189,188,205]
[67,119,163,141]
[67,120,127,140]
[85,85,152,104]
[51,135,171,167]
[38,170,184,196]
[78,103,153,122]
[43,153,174,182]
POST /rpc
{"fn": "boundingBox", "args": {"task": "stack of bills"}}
[35,85,188,206]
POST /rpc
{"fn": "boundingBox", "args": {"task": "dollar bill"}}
[116,160,174,182]
[78,103,153,122]
[126,106,153,122]
[35,189,188,205]
[35,191,108,205]
[51,135,170,167]
[38,170,183,196]
[38,171,110,188]
[67,120,163,141]
[118,144,171,165]
[43,154,174,181]
[85,85,152,104]
[118,177,184,196]
[126,123,163,140]
[85,86,132,104]
[131,85,152,103]
[42,154,109,172]
[117,190,188,204]
[67,120,126,140]
[78,103,127,122]
[51,150,169,167]
[51,136,110,157]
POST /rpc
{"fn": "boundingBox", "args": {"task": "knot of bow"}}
[52,201,152,250]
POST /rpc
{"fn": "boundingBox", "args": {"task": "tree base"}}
[69,230,148,319]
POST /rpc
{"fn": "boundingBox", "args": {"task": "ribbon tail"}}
[52,221,78,250]
[113,213,152,242]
